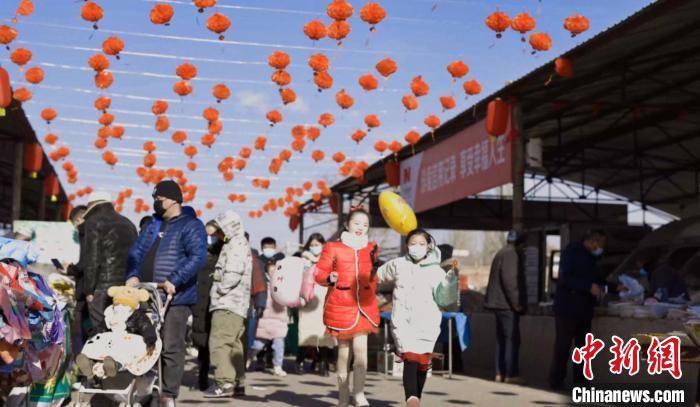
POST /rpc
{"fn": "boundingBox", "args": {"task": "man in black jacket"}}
[549,229,606,390]
[82,192,138,334]
[484,231,526,384]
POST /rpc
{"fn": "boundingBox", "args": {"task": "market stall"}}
[297,0,700,399]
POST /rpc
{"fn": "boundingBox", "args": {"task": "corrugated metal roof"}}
[327,0,700,219]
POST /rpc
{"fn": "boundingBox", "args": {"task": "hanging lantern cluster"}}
[326,0,354,46]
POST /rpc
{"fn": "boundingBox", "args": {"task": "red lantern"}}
[289,214,300,232]
[255,136,267,151]
[102,36,125,59]
[306,127,321,142]
[358,73,379,91]
[62,203,73,221]
[351,130,367,144]
[318,113,335,128]
[23,143,43,178]
[486,98,509,137]
[81,1,104,30]
[335,89,354,109]
[440,95,456,111]
[564,15,590,37]
[304,20,327,42]
[376,58,397,78]
[327,0,354,21]
[212,83,231,103]
[359,2,386,32]
[529,32,552,53]
[0,67,11,108]
[328,20,351,46]
[44,173,60,201]
[268,51,291,70]
[485,11,511,39]
[463,80,482,97]
[207,12,231,40]
[410,75,430,97]
[150,4,174,26]
[385,161,400,187]
[447,61,469,81]
[555,58,574,78]
[511,12,536,41]
[0,25,17,50]
[329,194,339,214]
[332,152,346,164]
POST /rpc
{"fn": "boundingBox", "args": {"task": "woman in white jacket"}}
[376,229,459,407]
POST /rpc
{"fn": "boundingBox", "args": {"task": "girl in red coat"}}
[316,208,379,407]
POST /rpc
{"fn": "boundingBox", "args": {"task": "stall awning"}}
[326,0,700,219]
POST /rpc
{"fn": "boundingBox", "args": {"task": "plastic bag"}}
[434,271,459,309]
[618,274,644,301]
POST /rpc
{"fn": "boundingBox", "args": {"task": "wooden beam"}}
[369,197,628,231]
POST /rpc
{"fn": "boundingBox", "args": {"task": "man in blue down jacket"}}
[126,180,207,407]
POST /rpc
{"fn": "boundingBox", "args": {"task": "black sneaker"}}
[234,385,245,397]
[319,363,329,377]
[203,383,234,398]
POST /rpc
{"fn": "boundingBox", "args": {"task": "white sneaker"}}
[273,367,287,377]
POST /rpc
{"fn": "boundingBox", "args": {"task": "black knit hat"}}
[152,180,183,203]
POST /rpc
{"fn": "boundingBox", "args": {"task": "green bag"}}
[433,272,459,309]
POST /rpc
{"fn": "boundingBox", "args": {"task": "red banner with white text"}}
[400,119,512,213]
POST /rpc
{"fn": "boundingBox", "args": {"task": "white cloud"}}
[237,91,269,113]
[285,95,310,114]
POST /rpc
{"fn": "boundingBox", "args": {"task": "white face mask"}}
[262,248,276,258]
[408,245,428,260]
[310,246,323,256]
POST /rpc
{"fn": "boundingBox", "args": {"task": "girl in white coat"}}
[376,229,459,407]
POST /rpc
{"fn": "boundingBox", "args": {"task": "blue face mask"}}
[263,248,276,259]
[408,245,428,261]
[592,247,604,257]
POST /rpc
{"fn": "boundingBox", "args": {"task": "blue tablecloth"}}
[380,311,470,351]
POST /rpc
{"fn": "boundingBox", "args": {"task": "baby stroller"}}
[74,283,172,407]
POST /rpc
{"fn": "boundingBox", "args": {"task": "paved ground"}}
[8,356,570,406]
[173,358,573,407]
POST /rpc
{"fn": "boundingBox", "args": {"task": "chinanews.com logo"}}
[569,333,688,406]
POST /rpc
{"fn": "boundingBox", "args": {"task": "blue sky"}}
[1,0,653,246]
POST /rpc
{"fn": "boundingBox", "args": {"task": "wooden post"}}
[298,211,305,245]
[512,102,525,233]
[336,192,345,234]
[11,142,23,222]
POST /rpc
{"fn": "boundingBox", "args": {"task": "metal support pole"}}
[448,318,453,379]
[512,103,525,233]
[11,142,23,222]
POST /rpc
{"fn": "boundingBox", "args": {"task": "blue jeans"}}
[494,309,520,377]
[250,338,285,368]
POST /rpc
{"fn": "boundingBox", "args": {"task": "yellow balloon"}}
[378,191,417,236]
